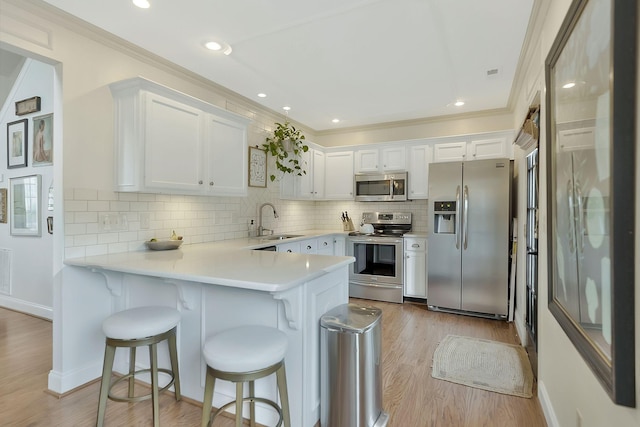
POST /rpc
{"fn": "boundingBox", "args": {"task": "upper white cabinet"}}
[325,151,354,200]
[295,148,325,199]
[433,140,467,163]
[468,136,510,160]
[110,77,249,196]
[407,144,432,199]
[355,146,406,172]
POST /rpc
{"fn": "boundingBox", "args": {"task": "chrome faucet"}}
[257,202,279,236]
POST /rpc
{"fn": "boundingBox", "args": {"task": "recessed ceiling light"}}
[257,93,267,98]
[132,0,150,8]
[454,100,465,107]
[562,82,576,89]
[332,119,340,123]
[283,106,291,111]
[205,40,232,55]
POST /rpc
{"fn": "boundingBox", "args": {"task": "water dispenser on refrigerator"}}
[433,201,456,234]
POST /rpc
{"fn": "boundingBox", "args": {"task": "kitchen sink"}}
[260,234,303,241]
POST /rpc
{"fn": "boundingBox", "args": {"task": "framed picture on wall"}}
[32,113,53,166]
[248,146,267,188]
[0,188,7,224]
[7,119,28,169]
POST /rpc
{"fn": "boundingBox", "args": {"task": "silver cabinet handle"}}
[323,242,328,246]
[412,243,420,248]
[287,249,292,253]
[209,181,214,186]
[306,245,312,250]
[198,180,203,184]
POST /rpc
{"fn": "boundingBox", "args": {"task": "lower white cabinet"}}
[317,236,334,255]
[333,236,346,256]
[404,237,427,299]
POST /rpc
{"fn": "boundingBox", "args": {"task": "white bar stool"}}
[201,325,291,427]
[96,306,182,427]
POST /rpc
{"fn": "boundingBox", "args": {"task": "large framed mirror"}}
[545,0,636,407]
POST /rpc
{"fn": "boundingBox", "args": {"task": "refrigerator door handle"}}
[455,185,461,249]
[566,179,576,253]
[463,185,469,250]
[575,180,585,253]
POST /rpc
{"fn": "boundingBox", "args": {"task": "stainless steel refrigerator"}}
[427,158,511,317]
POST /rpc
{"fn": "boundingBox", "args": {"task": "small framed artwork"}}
[0,188,7,224]
[15,96,41,116]
[10,174,41,237]
[248,146,267,188]
[32,113,53,166]
[7,119,28,169]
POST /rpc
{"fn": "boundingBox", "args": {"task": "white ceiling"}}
[41,0,534,131]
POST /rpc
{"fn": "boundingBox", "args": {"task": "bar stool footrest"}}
[207,396,283,427]
[108,368,176,403]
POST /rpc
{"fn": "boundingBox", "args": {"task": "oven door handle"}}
[349,237,403,244]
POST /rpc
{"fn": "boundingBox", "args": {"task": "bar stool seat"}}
[201,325,291,427]
[97,306,182,427]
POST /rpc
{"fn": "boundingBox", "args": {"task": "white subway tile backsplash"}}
[64,186,429,259]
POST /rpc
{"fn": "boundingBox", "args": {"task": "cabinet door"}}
[301,239,318,254]
[408,144,432,199]
[317,236,334,255]
[277,241,301,253]
[144,93,204,191]
[333,236,346,256]
[468,137,508,160]
[355,149,379,172]
[312,150,325,198]
[206,115,247,196]
[382,146,406,171]
[325,151,354,200]
[404,238,427,298]
[433,141,467,163]
[296,149,314,199]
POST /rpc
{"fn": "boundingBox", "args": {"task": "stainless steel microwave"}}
[354,172,408,202]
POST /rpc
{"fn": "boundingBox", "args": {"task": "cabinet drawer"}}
[404,238,426,251]
[301,239,318,254]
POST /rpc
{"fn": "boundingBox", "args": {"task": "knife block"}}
[343,219,355,232]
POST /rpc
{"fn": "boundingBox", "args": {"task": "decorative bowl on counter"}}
[145,239,183,251]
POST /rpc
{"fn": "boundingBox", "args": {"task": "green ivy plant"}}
[262,121,309,182]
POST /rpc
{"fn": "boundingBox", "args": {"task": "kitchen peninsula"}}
[51,234,353,427]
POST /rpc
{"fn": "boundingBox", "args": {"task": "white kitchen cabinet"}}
[301,239,318,254]
[277,241,301,253]
[433,140,467,163]
[110,77,248,196]
[204,114,248,196]
[404,237,427,299]
[468,137,509,160]
[317,236,334,255]
[294,148,325,200]
[407,144,432,199]
[333,236,346,256]
[324,151,354,200]
[355,146,406,172]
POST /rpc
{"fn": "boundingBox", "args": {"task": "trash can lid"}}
[320,303,382,333]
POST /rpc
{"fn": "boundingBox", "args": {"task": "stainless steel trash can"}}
[320,303,389,427]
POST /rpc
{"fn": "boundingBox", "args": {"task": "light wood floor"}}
[0,301,547,426]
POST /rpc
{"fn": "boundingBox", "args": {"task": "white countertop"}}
[64,231,354,293]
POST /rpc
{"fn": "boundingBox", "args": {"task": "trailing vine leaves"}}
[262,121,309,182]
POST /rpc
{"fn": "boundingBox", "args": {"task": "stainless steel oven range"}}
[347,212,412,303]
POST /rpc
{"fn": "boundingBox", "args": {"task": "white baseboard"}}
[47,360,102,394]
[0,295,52,320]
[538,380,560,427]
